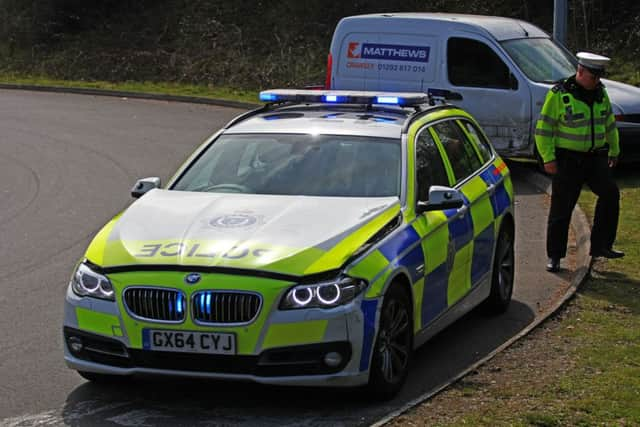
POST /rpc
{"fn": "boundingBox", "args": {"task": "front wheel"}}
[367,284,412,400]
[484,223,515,314]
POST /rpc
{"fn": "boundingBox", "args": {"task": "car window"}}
[458,120,493,164]
[448,37,512,89]
[172,134,401,197]
[416,127,450,202]
[433,120,482,183]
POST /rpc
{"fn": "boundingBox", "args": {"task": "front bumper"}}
[63,327,365,386]
[63,276,375,387]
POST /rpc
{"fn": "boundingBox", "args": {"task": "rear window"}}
[432,120,483,183]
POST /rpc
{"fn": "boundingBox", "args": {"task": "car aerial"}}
[63,89,515,398]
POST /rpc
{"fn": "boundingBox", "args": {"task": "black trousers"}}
[547,149,620,259]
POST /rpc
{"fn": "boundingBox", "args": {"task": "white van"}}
[327,13,640,160]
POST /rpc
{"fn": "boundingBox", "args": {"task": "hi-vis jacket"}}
[535,76,620,163]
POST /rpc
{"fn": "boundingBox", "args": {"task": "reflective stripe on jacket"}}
[534,78,620,163]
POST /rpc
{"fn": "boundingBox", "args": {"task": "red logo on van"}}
[347,42,361,58]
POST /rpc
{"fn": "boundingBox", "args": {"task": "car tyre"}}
[367,284,412,400]
[484,223,515,314]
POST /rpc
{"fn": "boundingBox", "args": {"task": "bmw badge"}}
[185,273,201,285]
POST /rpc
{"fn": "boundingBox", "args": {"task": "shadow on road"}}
[60,301,534,426]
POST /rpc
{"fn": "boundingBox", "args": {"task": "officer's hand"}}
[608,157,618,168]
[543,161,558,175]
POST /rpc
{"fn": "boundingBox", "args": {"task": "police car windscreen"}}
[172,134,401,197]
[501,38,577,83]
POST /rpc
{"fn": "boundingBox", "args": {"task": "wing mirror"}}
[131,177,161,198]
[416,186,464,214]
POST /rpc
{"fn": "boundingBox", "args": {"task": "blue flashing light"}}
[168,299,173,315]
[199,293,205,314]
[324,95,344,103]
[374,117,398,123]
[206,293,212,315]
[260,93,279,102]
[376,96,400,105]
[176,293,184,314]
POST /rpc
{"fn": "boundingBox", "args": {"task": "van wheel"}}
[367,284,412,400]
[485,224,515,314]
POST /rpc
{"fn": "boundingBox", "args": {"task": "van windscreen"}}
[501,38,577,83]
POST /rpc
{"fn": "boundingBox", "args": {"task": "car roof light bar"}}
[259,89,429,107]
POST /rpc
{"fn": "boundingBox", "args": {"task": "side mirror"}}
[416,186,464,214]
[131,177,161,198]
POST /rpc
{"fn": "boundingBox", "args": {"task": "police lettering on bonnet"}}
[535,51,624,273]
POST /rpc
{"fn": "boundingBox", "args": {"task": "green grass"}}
[0,72,259,104]
[423,167,640,426]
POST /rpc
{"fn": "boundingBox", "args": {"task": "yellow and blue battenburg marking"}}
[359,224,424,371]
[357,159,512,372]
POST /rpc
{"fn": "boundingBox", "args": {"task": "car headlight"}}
[280,277,367,310]
[70,261,115,301]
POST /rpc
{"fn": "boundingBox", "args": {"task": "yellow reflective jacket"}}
[534,76,619,163]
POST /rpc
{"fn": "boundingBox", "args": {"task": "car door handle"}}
[457,205,469,217]
[486,183,496,194]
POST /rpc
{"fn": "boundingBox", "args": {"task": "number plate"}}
[142,329,236,355]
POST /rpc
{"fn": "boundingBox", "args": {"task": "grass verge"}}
[0,72,259,104]
[390,165,640,426]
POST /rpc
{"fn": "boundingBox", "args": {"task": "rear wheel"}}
[485,223,515,314]
[367,284,412,400]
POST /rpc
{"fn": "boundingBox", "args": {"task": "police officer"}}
[535,52,623,272]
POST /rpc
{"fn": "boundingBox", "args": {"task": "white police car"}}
[64,89,514,398]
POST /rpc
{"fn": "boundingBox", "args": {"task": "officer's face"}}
[577,66,601,90]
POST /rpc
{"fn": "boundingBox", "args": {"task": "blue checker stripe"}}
[399,243,425,283]
[379,225,421,262]
[421,262,448,327]
[492,182,511,217]
[471,223,495,285]
[359,299,379,372]
[480,165,500,186]
[443,194,473,250]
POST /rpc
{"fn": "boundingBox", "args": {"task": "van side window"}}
[416,128,450,201]
[459,120,493,164]
[448,38,511,89]
[433,120,482,183]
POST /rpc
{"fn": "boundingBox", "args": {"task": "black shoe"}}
[591,248,625,259]
[546,258,561,272]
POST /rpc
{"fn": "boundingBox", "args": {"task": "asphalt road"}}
[0,90,572,426]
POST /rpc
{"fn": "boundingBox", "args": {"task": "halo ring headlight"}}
[292,287,313,306]
[317,283,341,305]
[79,271,100,292]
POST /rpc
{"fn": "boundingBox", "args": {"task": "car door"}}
[412,125,455,329]
[430,119,494,306]
[443,36,532,155]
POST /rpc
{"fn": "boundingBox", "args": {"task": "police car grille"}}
[192,291,261,324]
[123,287,185,322]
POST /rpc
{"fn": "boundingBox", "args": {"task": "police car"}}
[63,89,515,398]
